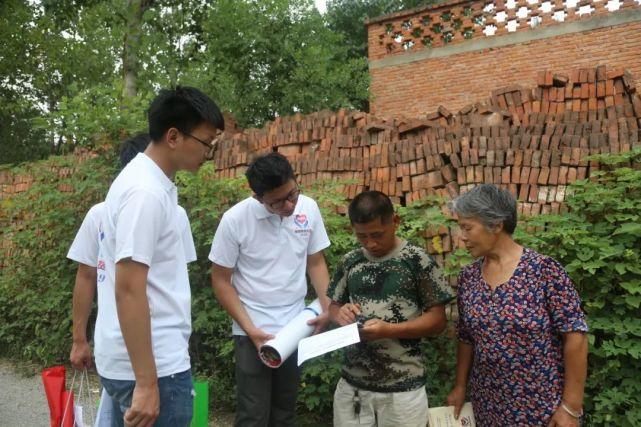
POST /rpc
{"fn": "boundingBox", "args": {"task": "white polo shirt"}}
[209,195,330,335]
[67,202,105,268]
[95,153,193,380]
[67,202,196,267]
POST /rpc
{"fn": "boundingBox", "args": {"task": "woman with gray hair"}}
[445,184,588,426]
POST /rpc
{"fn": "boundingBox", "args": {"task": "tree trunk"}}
[122,0,152,100]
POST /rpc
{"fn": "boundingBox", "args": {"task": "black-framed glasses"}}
[182,131,222,160]
[265,188,301,210]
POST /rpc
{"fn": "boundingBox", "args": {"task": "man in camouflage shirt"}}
[328,191,455,427]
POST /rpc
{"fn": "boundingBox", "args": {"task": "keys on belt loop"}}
[353,389,361,416]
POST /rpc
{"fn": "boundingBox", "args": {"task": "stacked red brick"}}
[211,66,641,261]
[0,158,90,269]
[213,110,379,209]
[3,67,638,269]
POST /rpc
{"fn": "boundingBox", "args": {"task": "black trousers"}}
[234,335,300,427]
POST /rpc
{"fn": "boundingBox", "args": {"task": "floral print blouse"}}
[457,248,588,426]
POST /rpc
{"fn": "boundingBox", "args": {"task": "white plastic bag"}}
[94,388,113,427]
[61,368,96,427]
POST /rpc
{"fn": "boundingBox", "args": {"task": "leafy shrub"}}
[175,165,250,409]
[0,152,117,364]
[515,149,641,426]
[397,197,463,406]
[1,149,640,425]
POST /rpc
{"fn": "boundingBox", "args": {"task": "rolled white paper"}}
[259,299,322,368]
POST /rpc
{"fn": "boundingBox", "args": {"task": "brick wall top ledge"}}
[367,0,641,61]
[365,0,473,26]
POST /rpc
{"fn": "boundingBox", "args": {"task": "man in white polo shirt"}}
[209,152,331,426]
[67,134,198,426]
[68,134,159,372]
[97,86,224,427]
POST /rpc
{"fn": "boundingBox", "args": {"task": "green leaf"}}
[625,295,641,308]
[615,263,628,275]
[613,223,641,237]
[620,281,641,295]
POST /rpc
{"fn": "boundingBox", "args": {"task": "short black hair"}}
[245,152,295,197]
[119,133,150,169]
[147,86,224,142]
[348,191,394,224]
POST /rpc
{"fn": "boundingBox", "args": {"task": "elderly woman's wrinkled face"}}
[458,216,500,258]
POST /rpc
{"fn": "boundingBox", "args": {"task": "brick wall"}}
[0,150,96,269]
[0,152,95,199]
[4,67,640,269]
[367,1,641,118]
[211,66,641,266]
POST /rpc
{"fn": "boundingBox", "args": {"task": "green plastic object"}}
[190,380,209,427]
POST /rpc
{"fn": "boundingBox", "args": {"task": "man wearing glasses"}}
[97,86,224,427]
[209,152,331,426]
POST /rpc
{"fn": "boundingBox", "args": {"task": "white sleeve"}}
[115,189,165,266]
[208,213,239,268]
[307,200,331,255]
[178,207,197,263]
[67,204,102,267]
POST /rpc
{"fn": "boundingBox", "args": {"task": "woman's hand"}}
[548,406,580,427]
[446,385,466,419]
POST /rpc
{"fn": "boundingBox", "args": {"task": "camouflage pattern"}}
[327,240,455,392]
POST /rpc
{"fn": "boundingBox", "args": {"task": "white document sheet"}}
[427,403,476,427]
[297,323,361,366]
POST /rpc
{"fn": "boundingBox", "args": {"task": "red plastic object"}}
[42,366,66,427]
[60,390,75,427]
[42,365,75,427]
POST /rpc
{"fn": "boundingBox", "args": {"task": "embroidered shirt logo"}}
[294,214,309,229]
[97,259,106,283]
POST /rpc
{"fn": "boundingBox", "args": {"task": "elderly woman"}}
[446,184,588,426]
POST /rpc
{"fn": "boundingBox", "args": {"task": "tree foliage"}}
[326,0,438,58]
[1,0,370,163]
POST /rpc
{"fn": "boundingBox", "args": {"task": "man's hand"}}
[71,263,96,371]
[334,303,361,326]
[69,340,93,371]
[307,311,330,335]
[360,318,391,341]
[446,385,466,419]
[123,383,160,427]
[247,327,275,351]
[548,406,580,427]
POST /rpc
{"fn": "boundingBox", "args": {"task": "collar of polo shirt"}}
[138,153,176,192]
[252,197,279,219]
